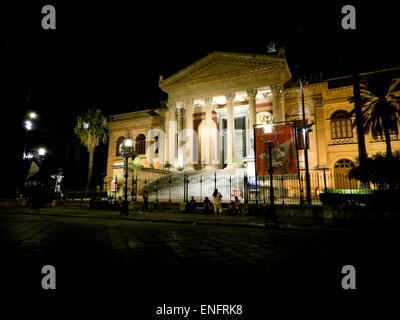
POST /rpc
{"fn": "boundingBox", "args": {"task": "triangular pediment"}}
[175,60,257,82]
[159,51,288,89]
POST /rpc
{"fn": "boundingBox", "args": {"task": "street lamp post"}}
[23,120,33,159]
[257,115,279,222]
[299,79,313,205]
[23,112,38,160]
[120,137,136,216]
[266,141,275,208]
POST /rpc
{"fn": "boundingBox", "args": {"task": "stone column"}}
[164,109,169,163]
[177,107,185,167]
[246,88,258,178]
[246,88,258,156]
[168,102,176,165]
[314,97,325,167]
[271,85,283,122]
[158,109,167,168]
[204,97,213,169]
[226,93,235,166]
[185,100,194,169]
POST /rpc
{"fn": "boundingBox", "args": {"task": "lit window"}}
[135,134,146,155]
[330,110,353,139]
[116,136,125,156]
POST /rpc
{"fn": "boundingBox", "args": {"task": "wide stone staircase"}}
[144,168,247,203]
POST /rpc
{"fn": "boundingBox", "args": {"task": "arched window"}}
[330,110,353,139]
[334,159,354,169]
[135,134,146,155]
[115,136,125,156]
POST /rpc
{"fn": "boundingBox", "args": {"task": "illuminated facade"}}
[105,51,400,193]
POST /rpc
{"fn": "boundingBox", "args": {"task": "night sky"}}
[1,1,399,194]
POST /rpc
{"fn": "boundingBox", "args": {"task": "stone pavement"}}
[0,206,356,231]
[0,209,397,317]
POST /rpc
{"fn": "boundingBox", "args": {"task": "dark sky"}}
[1,1,399,191]
[3,1,399,119]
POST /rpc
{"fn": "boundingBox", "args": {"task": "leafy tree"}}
[350,74,400,157]
[74,108,108,190]
[128,157,143,171]
[349,152,400,190]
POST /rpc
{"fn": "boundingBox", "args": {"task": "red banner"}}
[111,180,117,192]
[255,125,297,175]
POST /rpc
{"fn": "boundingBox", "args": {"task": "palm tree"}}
[74,108,108,190]
[350,73,400,158]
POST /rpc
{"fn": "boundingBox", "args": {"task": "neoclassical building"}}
[105,51,400,193]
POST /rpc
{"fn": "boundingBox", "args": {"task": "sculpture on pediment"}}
[267,41,277,54]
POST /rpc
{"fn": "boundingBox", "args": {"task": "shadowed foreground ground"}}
[0,211,397,318]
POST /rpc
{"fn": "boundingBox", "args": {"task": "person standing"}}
[203,197,212,214]
[142,190,149,213]
[212,189,223,217]
[233,196,241,215]
[189,196,197,212]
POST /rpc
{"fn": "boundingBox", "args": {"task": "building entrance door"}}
[334,159,357,189]
[234,116,246,164]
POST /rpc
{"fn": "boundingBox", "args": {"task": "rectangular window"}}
[222,119,227,130]
[346,119,353,138]
[234,117,246,130]
[234,117,246,161]
[330,119,353,139]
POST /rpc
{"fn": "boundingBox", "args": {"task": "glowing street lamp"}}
[23,120,34,159]
[120,136,136,216]
[25,120,33,131]
[22,111,40,159]
[257,115,279,221]
[29,112,37,120]
[38,147,47,156]
[124,138,133,148]
[262,114,273,134]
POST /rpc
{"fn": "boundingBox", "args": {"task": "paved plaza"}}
[0,209,397,317]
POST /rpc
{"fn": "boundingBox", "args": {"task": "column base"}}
[205,165,218,170]
[225,164,235,169]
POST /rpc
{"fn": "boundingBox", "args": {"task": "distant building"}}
[105,51,400,195]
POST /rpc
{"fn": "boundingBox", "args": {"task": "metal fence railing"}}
[103,170,375,206]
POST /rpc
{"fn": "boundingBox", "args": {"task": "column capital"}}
[246,88,258,99]
[270,84,281,92]
[183,99,194,108]
[225,92,235,104]
[167,101,176,110]
[204,96,213,105]
[176,107,185,117]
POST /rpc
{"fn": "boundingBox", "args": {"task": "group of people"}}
[187,189,242,216]
[118,188,242,216]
